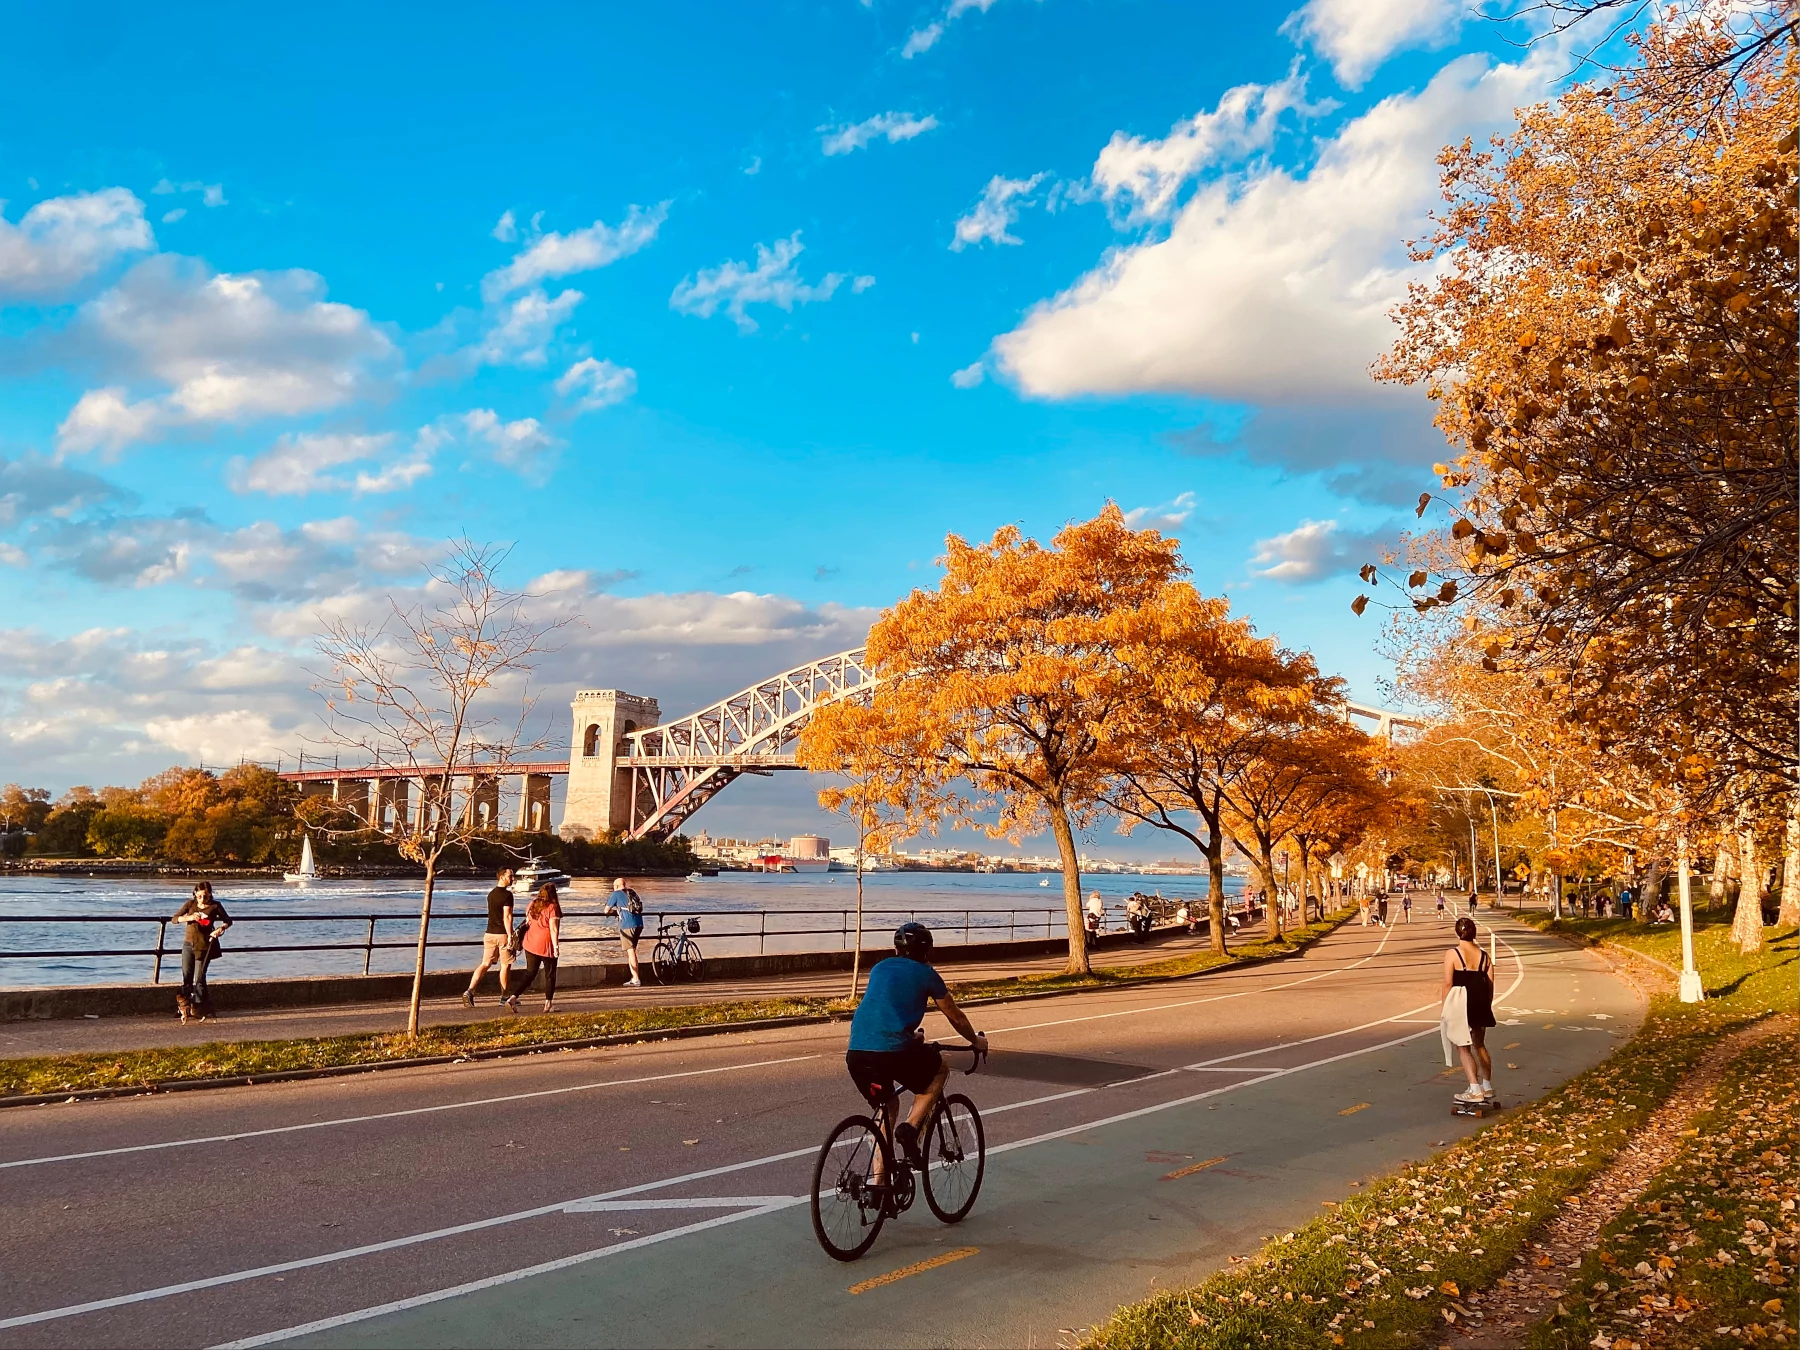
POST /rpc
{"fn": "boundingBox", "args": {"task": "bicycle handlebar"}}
[923,1040,987,1074]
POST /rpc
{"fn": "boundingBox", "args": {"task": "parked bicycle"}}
[809,1041,987,1261]
[650,917,704,984]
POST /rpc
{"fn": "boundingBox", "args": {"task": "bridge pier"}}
[563,690,660,840]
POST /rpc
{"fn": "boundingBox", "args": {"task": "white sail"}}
[298,833,316,876]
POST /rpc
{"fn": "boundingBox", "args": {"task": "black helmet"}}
[894,922,934,959]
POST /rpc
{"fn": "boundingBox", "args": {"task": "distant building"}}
[789,834,830,859]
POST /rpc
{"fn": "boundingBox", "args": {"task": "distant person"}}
[1359,895,1371,927]
[171,881,231,1023]
[464,866,517,1008]
[1086,891,1105,934]
[604,876,644,986]
[1175,902,1194,935]
[1378,893,1391,926]
[1440,916,1497,1103]
[1125,895,1151,941]
[1467,889,1479,914]
[1435,890,1447,921]
[507,883,563,1014]
[1401,893,1412,924]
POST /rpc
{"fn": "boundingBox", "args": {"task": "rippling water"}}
[0,870,1239,987]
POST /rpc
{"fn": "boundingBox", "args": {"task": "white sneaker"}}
[1454,1086,1486,1104]
[625,977,641,987]
[1479,1081,1495,1098]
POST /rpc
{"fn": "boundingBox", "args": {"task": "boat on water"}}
[752,854,831,874]
[514,856,572,890]
[284,834,318,884]
[1039,877,1051,886]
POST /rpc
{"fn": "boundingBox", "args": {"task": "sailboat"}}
[284,833,318,884]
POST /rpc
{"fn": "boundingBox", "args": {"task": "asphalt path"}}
[0,914,1640,1349]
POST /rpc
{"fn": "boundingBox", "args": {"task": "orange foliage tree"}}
[852,505,1185,975]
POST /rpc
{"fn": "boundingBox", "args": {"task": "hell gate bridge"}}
[280,647,1420,841]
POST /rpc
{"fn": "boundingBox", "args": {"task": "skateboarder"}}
[1439,916,1496,1106]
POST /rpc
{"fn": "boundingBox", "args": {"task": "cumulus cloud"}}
[903,0,1000,57]
[1248,517,1389,582]
[951,173,1048,250]
[415,409,561,483]
[555,357,637,414]
[994,49,1561,407]
[1123,491,1197,534]
[1092,68,1326,222]
[54,255,396,454]
[1287,0,1464,88]
[670,233,848,333]
[145,709,288,763]
[37,510,205,587]
[491,209,518,243]
[482,202,668,300]
[950,361,985,388]
[0,188,154,301]
[226,431,423,497]
[473,287,584,367]
[820,111,939,156]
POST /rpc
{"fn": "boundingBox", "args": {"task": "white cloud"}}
[55,255,395,453]
[1092,68,1326,222]
[993,49,1561,405]
[0,452,124,527]
[417,409,561,483]
[153,179,228,208]
[950,361,985,388]
[1123,491,1197,534]
[0,188,154,301]
[162,208,187,225]
[903,0,1000,57]
[1248,518,1387,582]
[474,287,584,367]
[669,233,847,333]
[1288,0,1463,88]
[951,173,1048,250]
[482,202,668,300]
[555,357,637,413]
[145,709,287,763]
[820,111,939,156]
[0,543,26,567]
[227,431,413,497]
[491,209,518,243]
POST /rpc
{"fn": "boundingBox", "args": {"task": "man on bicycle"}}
[846,922,987,1168]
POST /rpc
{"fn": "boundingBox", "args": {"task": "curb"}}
[0,915,1351,1109]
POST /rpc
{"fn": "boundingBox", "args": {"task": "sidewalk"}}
[0,924,1268,1060]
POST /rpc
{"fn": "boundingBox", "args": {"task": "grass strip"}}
[1084,916,1797,1350]
[1524,1028,1798,1350]
[0,912,1348,1100]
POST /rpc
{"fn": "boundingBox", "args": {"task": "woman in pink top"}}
[506,883,562,1014]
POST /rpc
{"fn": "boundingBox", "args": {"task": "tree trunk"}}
[1711,830,1736,909]
[1297,851,1312,926]
[1730,803,1763,954]
[1254,841,1281,941]
[1049,807,1090,974]
[1780,796,1800,928]
[851,842,867,1001]
[407,859,436,1037]
[1204,830,1227,956]
[1641,855,1667,918]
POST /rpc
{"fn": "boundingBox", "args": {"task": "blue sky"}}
[0,0,1586,849]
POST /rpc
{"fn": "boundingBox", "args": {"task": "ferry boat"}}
[753,854,831,874]
[514,856,572,890]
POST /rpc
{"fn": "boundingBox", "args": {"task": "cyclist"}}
[846,922,987,1171]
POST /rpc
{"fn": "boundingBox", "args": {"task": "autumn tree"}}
[1367,23,1797,808]
[1105,587,1315,954]
[855,504,1185,975]
[315,540,567,1035]
[796,699,930,998]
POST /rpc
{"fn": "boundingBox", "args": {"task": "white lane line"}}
[563,1197,800,1213]
[0,1055,824,1172]
[210,1012,1456,1348]
[1184,1066,1282,1074]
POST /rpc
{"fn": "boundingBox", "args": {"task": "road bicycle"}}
[809,1042,987,1261]
[650,917,704,984]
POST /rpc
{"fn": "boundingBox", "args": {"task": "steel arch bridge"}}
[618,647,876,841]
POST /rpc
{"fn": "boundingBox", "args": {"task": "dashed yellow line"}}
[1338,1102,1372,1116]
[1162,1154,1230,1181]
[848,1246,979,1295]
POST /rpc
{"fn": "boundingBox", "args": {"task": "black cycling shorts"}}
[845,1042,942,1106]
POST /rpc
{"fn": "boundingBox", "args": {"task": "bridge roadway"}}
[0,916,1639,1349]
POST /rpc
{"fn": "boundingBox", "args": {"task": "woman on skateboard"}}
[1439,916,1496,1105]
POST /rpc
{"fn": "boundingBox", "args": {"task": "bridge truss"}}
[621,647,875,841]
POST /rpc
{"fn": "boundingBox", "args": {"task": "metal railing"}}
[0,905,1123,986]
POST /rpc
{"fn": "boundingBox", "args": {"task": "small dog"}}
[175,994,194,1023]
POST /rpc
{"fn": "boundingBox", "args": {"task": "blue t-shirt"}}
[848,957,949,1052]
[610,889,642,933]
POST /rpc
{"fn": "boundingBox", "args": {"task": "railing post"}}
[152,919,167,984]
[1009,910,1015,942]
[964,909,970,945]
[363,916,376,975]
[841,910,847,951]
[759,910,766,956]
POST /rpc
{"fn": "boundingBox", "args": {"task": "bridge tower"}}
[562,689,660,840]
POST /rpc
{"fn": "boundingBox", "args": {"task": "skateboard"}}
[1451,1097,1503,1118]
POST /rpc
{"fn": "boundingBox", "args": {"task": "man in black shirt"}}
[464,866,517,1007]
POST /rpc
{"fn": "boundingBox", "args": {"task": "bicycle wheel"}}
[810,1115,890,1261]
[682,940,704,982]
[650,940,677,984]
[921,1093,985,1224]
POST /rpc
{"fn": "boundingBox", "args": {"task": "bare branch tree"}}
[313,539,570,1036]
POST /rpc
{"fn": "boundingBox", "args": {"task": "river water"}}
[0,870,1243,988]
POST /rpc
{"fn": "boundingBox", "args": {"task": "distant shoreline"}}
[0,857,1218,881]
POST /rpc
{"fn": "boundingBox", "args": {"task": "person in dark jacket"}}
[171,881,231,1022]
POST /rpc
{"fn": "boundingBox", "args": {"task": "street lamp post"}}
[1676,828,1704,1003]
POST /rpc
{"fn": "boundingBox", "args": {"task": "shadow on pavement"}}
[983,1050,1158,1086]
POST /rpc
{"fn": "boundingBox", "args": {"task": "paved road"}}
[0,915,1640,1349]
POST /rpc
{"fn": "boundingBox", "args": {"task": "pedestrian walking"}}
[507,883,563,1014]
[1467,889,1479,914]
[464,865,517,1007]
[1377,893,1389,927]
[1401,893,1412,924]
[1435,890,1446,921]
[171,881,231,1022]
[1085,890,1105,934]
[1439,916,1497,1103]
[604,876,644,986]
